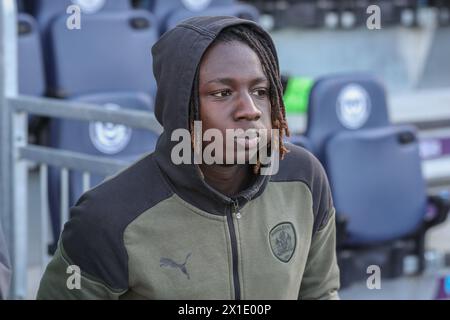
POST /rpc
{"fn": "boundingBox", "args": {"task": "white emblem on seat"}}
[89,103,132,155]
[71,0,106,14]
[336,84,371,129]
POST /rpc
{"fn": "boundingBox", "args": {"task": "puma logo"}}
[160,253,192,280]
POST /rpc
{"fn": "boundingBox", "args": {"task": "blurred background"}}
[1,0,450,299]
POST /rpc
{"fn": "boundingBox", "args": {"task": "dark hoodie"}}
[37,16,339,300]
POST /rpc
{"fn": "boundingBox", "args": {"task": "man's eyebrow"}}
[206,76,269,85]
[249,76,269,86]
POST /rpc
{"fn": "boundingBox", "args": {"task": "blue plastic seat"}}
[304,73,449,285]
[48,10,158,97]
[18,13,47,145]
[39,6,159,250]
[48,92,160,243]
[305,73,390,163]
[149,0,259,34]
[28,0,132,33]
[18,14,45,96]
[325,125,427,244]
[25,0,138,96]
[285,0,324,28]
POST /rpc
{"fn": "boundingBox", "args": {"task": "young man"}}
[37,16,339,300]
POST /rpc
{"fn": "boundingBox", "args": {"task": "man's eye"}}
[253,88,268,97]
[212,89,232,98]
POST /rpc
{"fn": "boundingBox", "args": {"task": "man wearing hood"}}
[37,16,340,300]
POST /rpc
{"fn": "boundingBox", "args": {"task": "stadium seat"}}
[430,0,450,26]
[305,73,390,162]
[48,92,160,246]
[378,0,401,26]
[337,0,401,29]
[18,13,47,145]
[149,0,259,34]
[397,0,419,27]
[339,0,369,28]
[36,5,159,251]
[48,10,158,97]
[285,0,324,28]
[24,0,137,98]
[326,125,427,244]
[28,0,132,33]
[18,14,45,96]
[305,74,450,285]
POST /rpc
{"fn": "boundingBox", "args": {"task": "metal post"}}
[0,0,12,249]
[0,0,15,299]
[39,164,50,273]
[0,0,28,299]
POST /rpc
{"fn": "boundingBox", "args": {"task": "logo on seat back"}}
[269,223,296,263]
[336,84,371,129]
[181,0,211,12]
[71,0,106,14]
[89,103,132,155]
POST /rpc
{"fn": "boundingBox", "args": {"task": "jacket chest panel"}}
[124,198,233,299]
[234,182,314,299]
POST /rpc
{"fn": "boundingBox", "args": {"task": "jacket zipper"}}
[227,199,241,300]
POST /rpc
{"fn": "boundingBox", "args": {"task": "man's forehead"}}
[200,42,267,83]
[203,76,268,86]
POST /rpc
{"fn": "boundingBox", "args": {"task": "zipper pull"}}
[233,200,241,219]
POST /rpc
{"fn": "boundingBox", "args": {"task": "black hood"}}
[151,16,280,215]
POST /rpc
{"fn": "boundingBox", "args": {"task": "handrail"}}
[9,96,163,133]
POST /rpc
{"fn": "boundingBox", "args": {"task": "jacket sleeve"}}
[0,224,11,300]
[37,192,128,300]
[298,208,340,300]
[37,241,125,300]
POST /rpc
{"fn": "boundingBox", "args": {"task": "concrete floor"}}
[339,218,450,300]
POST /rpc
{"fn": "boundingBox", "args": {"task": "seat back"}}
[150,0,259,34]
[325,125,427,244]
[29,0,131,33]
[49,10,158,97]
[286,1,324,28]
[48,92,160,240]
[305,73,390,162]
[18,14,45,96]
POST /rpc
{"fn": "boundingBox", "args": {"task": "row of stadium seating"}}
[251,0,450,29]
[290,73,450,287]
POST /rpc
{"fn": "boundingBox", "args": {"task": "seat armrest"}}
[425,195,450,230]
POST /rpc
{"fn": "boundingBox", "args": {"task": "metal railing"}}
[0,0,162,299]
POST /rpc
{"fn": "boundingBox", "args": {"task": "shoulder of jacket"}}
[61,153,173,290]
[271,143,334,234]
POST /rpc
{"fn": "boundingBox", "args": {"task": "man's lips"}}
[235,136,259,149]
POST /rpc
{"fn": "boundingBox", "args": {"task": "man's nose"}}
[234,91,262,121]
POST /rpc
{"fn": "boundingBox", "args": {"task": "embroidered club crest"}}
[269,222,296,263]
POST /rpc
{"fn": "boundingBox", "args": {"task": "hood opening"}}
[151,16,286,215]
